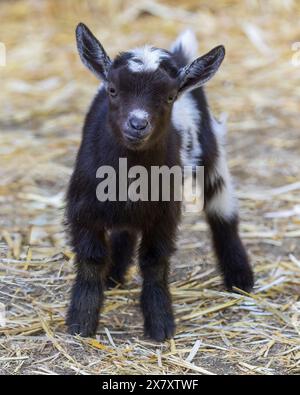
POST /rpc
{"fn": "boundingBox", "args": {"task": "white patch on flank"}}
[171,93,202,167]
[171,29,198,62]
[129,109,149,120]
[128,46,169,72]
[206,114,237,220]
[207,154,237,219]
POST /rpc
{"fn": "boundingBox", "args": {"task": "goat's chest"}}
[99,198,179,230]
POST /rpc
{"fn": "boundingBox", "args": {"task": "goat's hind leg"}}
[66,225,109,337]
[205,135,254,292]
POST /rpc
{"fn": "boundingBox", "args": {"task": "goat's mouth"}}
[122,129,151,149]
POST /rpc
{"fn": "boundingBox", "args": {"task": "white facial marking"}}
[129,109,149,120]
[171,29,198,62]
[172,93,202,167]
[128,46,169,72]
[206,114,237,220]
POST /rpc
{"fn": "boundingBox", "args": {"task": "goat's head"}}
[76,23,225,150]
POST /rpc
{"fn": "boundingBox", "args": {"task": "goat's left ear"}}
[76,23,111,81]
[178,45,225,93]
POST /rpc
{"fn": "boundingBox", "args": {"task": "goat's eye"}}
[109,87,117,97]
[167,95,175,104]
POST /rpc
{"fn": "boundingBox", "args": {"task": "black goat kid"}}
[66,23,254,341]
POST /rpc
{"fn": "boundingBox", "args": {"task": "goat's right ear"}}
[76,23,111,81]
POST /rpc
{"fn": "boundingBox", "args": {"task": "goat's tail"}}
[170,29,198,67]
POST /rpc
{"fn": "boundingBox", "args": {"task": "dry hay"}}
[0,0,299,375]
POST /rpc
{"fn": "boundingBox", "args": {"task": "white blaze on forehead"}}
[128,45,169,72]
[172,93,202,166]
[129,109,149,119]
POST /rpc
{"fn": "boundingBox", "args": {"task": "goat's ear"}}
[76,23,111,81]
[178,45,225,93]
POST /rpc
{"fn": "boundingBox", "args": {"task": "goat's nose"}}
[129,115,148,131]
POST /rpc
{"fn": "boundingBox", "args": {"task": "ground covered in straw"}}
[0,0,299,375]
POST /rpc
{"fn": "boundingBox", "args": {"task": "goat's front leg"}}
[106,230,137,288]
[139,225,176,341]
[66,225,109,337]
[205,147,254,292]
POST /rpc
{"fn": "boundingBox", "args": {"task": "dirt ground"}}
[0,0,299,375]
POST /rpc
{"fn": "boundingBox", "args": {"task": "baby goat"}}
[66,23,254,341]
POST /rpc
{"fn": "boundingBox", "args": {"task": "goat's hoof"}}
[144,315,175,342]
[66,310,99,337]
[224,265,254,293]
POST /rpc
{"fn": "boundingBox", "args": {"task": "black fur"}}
[206,215,254,292]
[107,230,137,287]
[65,23,254,341]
